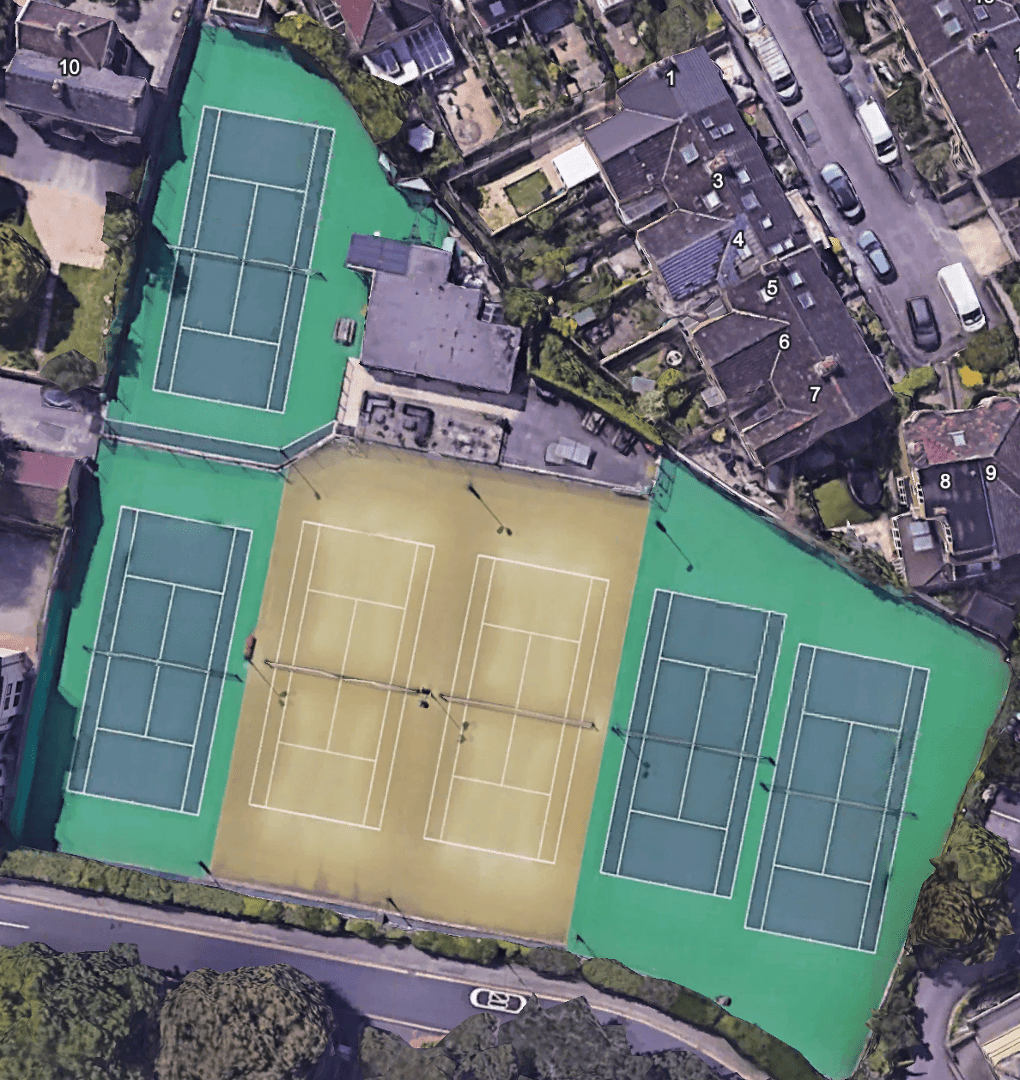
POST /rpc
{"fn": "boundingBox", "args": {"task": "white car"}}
[469,987,529,1015]
[727,0,763,33]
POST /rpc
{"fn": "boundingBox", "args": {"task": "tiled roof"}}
[903,399,1020,467]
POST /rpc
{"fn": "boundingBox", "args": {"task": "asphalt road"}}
[722,0,986,367]
[0,374,100,457]
[0,884,753,1077]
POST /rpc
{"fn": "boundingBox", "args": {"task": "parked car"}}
[804,3,852,73]
[469,988,529,1015]
[726,0,763,33]
[820,162,864,222]
[41,386,75,410]
[857,230,897,284]
[838,75,866,111]
[906,295,941,351]
[792,110,821,147]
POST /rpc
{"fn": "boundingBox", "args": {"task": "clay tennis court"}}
[213,444,646,940]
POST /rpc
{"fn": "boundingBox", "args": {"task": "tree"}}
[155,965,333,1080]
[958,324,1017,376]
[0,223,48,325]
[502,287,548,328]
[40,350,98,393]
[0,942,165,1080]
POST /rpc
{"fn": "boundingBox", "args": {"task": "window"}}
[680,142,699,165]
[798,292,815,309]
[788,269,805,287]
[735,167,751,185]
[760,215,773,230]
[741,191,760,210]
[950,430,966,447]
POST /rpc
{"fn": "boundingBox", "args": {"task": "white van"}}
[748,28,800,103]
[937,263,986,333]
[726,0,763,34]
[855,99,899,167]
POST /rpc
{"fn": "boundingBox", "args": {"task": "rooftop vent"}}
[788,269,805,286]
[680,142,699,165]
[735,167,751,185]
[50,79,63,97]
[760,214,773,229]
[968,30,991,51]
[56,21,71,39]
[950,430,967,446]
[702,116,715,129]
[741,191,760,210]
[703,190,722,210]
[814,357,840,378]
[798,291,815,309]
[944,15,964,33]
[719,122,735,136]
[973,3,989,19]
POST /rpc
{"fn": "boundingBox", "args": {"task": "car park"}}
[857,230,897,284]
[725,0,763,34]
[792,110,821,147]
[803,3,852,74]
[469,988,529,1015]
[906,296,941,351]
[820,162,864,222]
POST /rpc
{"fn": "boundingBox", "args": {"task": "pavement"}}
[0,530,54,660]
[0,376,101,459]
[721,0,994,368]
[0,881,763,1078]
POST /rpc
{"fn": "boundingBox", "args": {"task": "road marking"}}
[367,1014,447,1034]
[0,920,29,929]
[0,891,763,1077]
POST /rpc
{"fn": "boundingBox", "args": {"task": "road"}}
[721,0,987,367]
[0,883,760,1078]
[0,374,100,457]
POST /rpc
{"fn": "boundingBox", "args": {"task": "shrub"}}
[503,287,548,328]
[0,223,48,325]
[496,940,532,963]
[885,74,926,141]
[409,931,502,965]
[893,365,938,400]
[656,367,683,391]
[525,947,581,978]
[914,141,951,187]
[345,918,385,941]
[959,365,984,388]
[39,349,98,393]
[281,903,343,934]
[715,1014,824,1080]
[958,324,1017,375]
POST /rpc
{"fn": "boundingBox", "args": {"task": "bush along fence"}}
[0,847,824,1080]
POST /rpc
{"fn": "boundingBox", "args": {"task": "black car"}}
[857,230,897,284]
[792,110,821,147]
[907,295,941,351]
[820,162,864,222]
[804,3,852,74]
[839,75,865,110]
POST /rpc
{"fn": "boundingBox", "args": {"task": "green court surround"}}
[570,462,1008,1078]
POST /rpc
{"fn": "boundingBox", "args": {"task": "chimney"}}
[50,79,63,98]
[969,31,991,53]
[56,21,71,42]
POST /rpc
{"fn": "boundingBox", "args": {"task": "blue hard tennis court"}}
[746,645,927,951]
[154,106,333,411]
[602,590,785,897]
[67,507,251,814]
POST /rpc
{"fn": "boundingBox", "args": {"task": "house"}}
[346,234,524,404]
[332,0,454,83]
[897,399,1020,586]
[584,48,891,469]
[0,450,81,528]
[3,0,156,146]
[878,0,1020,198]
[0,651,29,727]
[470,0,573,46]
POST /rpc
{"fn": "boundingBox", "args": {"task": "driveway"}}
[0,530,54,659]
[722,1,993,367]
[0,376,101,458]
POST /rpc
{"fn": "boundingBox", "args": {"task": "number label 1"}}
[58,57,80,76]
[986,463,998,482]
[939,472,952,490]
[666,69,676,87]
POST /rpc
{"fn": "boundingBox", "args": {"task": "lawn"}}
[44,263,120,375]
[813,478,875,529]
[505,171,553,214]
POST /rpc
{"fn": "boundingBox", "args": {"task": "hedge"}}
[0,848,824,1080]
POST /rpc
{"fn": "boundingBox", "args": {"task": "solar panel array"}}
[346,234,412,276]
[407,23,453,74]
[658,230,726,300]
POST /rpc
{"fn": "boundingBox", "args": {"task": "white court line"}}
[424,557,482,841]
[177,325,278,347]
[807,643,919,672]
[439,560,496,843]
[481,621,581,646]
[228,183,259,336]
[168,109,222,394]
[673,667,710,823]
[277,740,375,763]
[207,172,305,193]
[614,592,673,876]
[309,588,403,610]
[858,667,915,950]
[324,595,361,757]
[184,527,249,816]
[360,543,417,827]
[82,510,140,795]
[250,520,309,808]
[631,809,726,830]
[540,575,592,861]
[265,526,322,806]
[497,633,532,787]
[802,710,899,732]
[216,105,326,130]
[141,583,175,739]
[126,573,223,597]
[658,657,756,677]
[820,722,853,874]
[96,729,192,748]
[774,863,870,886]
[759,646,816,927]
[452,775,550,798]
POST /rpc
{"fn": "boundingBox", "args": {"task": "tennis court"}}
[745,645,927,952]
[154,106,333,411]
[67,506,251,814]
[601,590,785,897]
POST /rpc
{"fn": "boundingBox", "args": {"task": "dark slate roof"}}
[620,50,729,116]
[920,460,995,560]
[694,310,783,362]
[5,50,150,136]
[357,241,523,394]
[961,590,1017,643]
[903,399,1020,467]
[894,0,1020,176]
[346,233,412,275]
[638,210,732,300]
[893,513,945,588]
[17,0,115,69]
[585,110,676,163]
